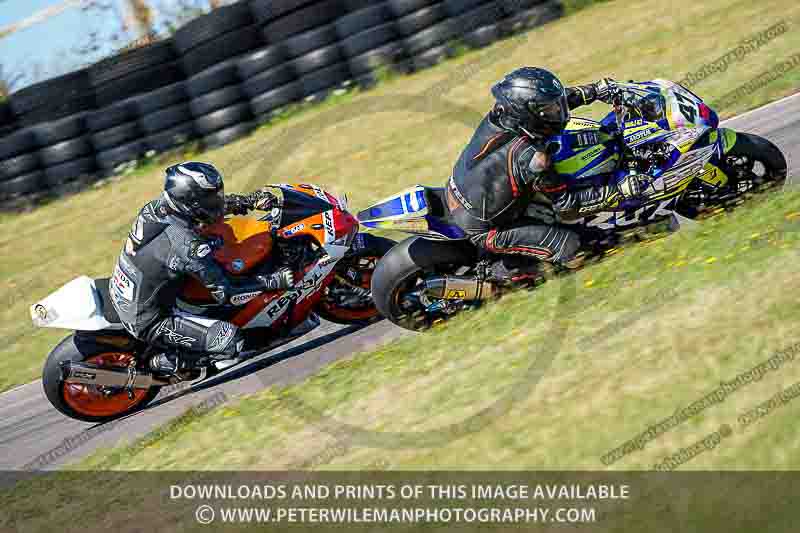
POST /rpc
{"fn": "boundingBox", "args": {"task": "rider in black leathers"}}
[446,67,648,281]
[109,162,293,374]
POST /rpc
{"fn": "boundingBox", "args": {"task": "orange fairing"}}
[182,217,274,304]
[202,216,274,274]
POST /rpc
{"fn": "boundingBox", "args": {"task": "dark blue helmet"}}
[491,67,569,137]
[162,162,225,224]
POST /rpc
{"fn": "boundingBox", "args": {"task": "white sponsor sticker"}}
[230,291,261,306]
[112,264,135,301]
[195,243,212,258]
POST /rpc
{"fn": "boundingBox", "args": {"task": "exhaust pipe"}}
[60,361,168,389]
[423,275,496,302]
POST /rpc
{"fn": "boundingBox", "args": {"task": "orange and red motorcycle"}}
[32,184,395,423]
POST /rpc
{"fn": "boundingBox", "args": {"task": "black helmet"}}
[491,67,569,138]
[162,162,225,225]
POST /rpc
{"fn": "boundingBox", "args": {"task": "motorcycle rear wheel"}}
[371,237,477,332]
[42,334,161,423]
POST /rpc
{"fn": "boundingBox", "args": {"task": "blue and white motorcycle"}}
[358,80,787,331]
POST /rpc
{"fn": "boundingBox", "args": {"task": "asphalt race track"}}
[0,93,797,470]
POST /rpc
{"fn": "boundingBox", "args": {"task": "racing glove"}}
[257,267,295,291]
[247,189,279,211]
[593,78,618,104]
[224,194,253,216]
[616,173,648,200]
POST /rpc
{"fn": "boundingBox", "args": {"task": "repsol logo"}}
[323,210,335,241]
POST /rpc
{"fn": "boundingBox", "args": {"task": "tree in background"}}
[0,64,24,100]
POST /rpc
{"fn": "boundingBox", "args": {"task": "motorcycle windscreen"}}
[278,188,334,227]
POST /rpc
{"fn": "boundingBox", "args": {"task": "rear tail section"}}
[357,185,465,239]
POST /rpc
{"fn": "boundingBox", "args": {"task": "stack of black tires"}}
[177,3,261,148]
[0,130,43,199]
[8,70,94,127]
[33,113,96,191]
[252,0,352,101]
[0,0,566,205]
[391,0,455,71]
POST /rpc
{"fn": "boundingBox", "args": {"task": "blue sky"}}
[0,1,216,89]
[0,0,109,86]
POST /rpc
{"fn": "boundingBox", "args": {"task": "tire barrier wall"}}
[0,0,564,204]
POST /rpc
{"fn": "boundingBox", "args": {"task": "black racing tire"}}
[261,0,343,43]
[242,64,296,98]
[0,129,37,160]
[180,25,262,76]
[462,22,500,48]
[9,69,91,117]
[387,0,439,17]
[39,136,93,167]
[394,4,446,36]
[726,132,788,188]
[131,82,188,115]
[497,0,546,16]
[371,236,476,331]
[249,82,301,116]
[93,62,185,108]
[334,3,392,37]
[291,44,344,76]
[347,41,406,76]
[15,95,95,128]
[285,25,339,58]
[202,121,255,149]
[30,114,87,145]
[237,45,288,79]
[139,103,192,134]
[194,103,253,135]
[0,152,40,180]
[96,140,146,170]
[145,121,196,153]
[340,23,399,58]
[297,62,352,96]
[89,40,176,87]
[42,334,161,424]
[402,20,455,55]
[173,3,254,54]
[0,101,13,129]
[408,43,453,71]
[86,100,137,132]
[42,156,96,186]
[455,1,503,35]
[190,86,244,116]
[0,170,44,197]
[498,1,563,35]
[316,234,398,325]
[250,0,317,24]
[90,121,141,151]
[342,0,376,11]
[443,0,489,13]
[186,60,241,98]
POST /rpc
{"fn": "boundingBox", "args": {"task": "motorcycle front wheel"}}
[315,234,396,325]
[676,132,787,218]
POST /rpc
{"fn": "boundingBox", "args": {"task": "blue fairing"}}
[426,215,466,239]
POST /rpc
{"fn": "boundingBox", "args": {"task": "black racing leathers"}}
[109,198,267,359]
[446,84,620,264]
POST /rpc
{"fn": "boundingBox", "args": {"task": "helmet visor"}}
[530,95,570,127]
[194,188,225,223]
